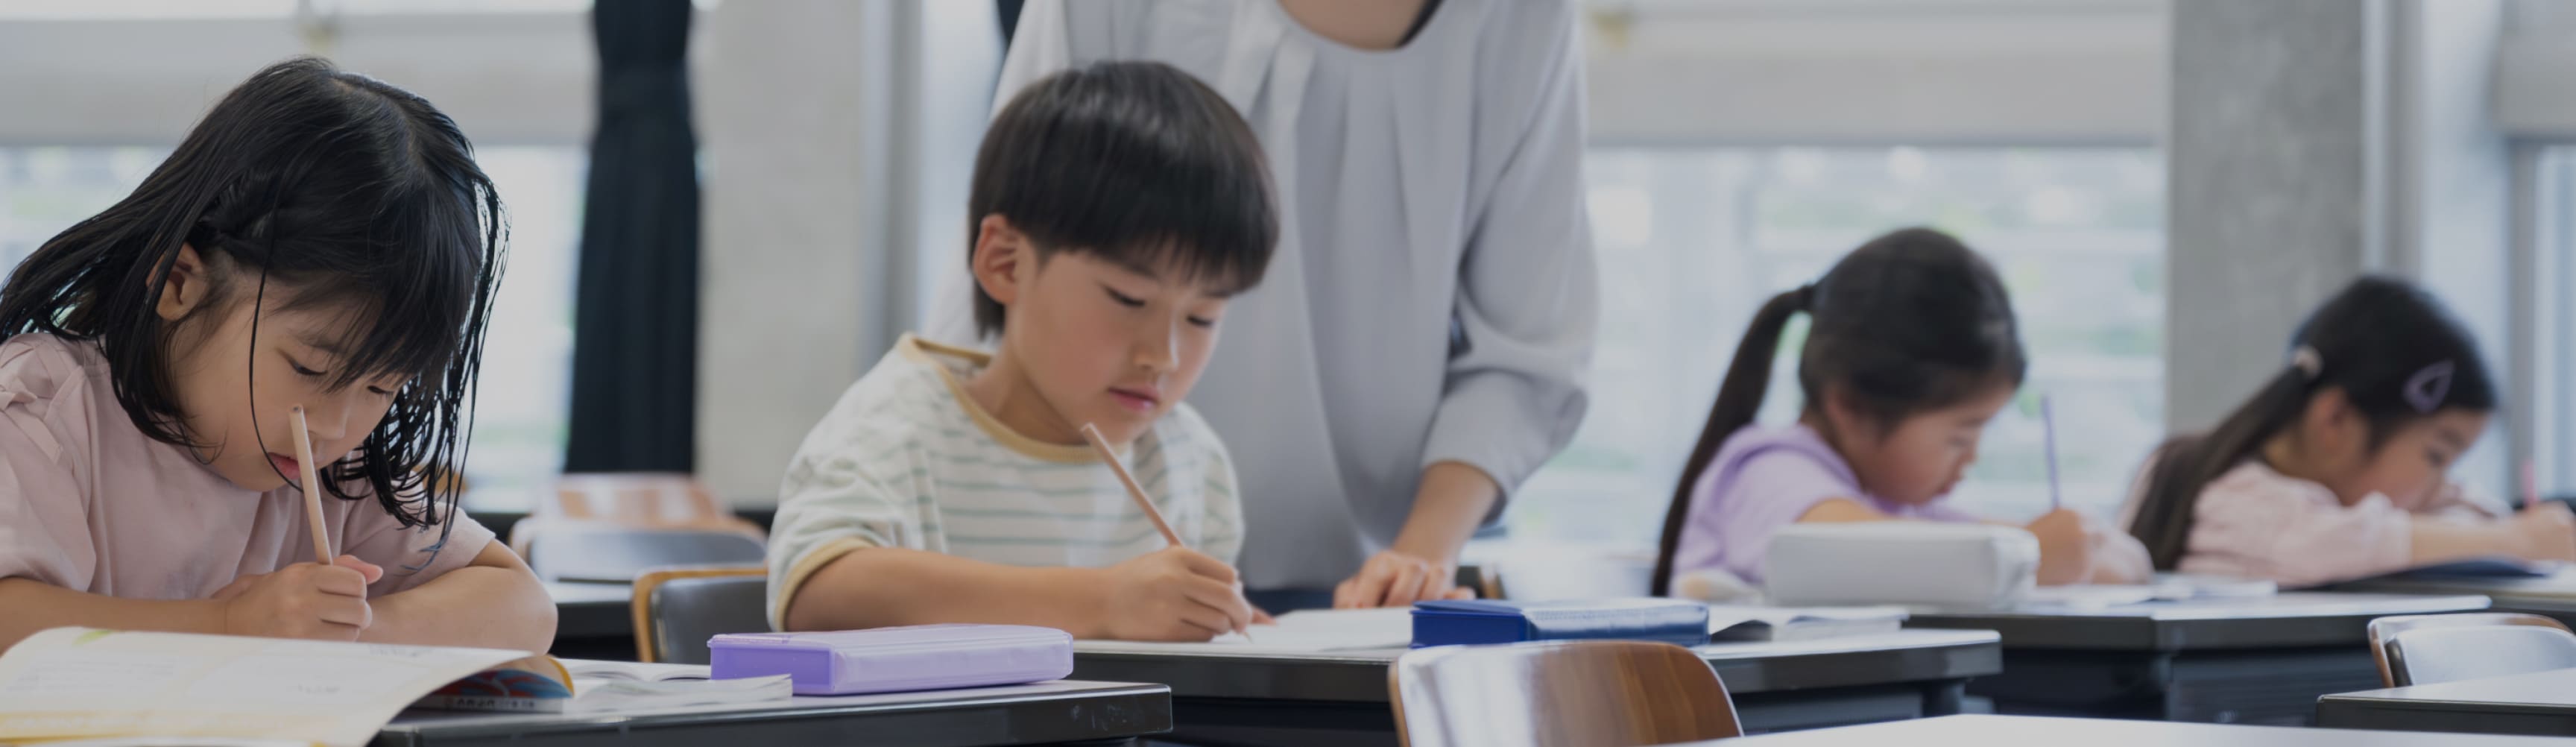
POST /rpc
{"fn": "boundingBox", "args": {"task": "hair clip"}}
[2404,360,2455,414]
[2290,346,2323,380]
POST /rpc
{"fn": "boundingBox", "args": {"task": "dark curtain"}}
[563,0,700,473]
[998,0,1024,48]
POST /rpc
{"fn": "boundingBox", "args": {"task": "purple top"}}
[1669,424,1977,585]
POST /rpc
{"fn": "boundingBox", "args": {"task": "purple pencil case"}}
[707,624,1073,696]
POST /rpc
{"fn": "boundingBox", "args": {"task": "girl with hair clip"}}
[1652,228,2150,599]
[2121,276,2576,587]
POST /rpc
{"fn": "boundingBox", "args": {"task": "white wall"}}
[695,0,900,505]
[692,0,1003,505]
[2496,0,2576,137]
[2396,0,2515,495]
[0,12,604,145]
[1585,0,2166,145]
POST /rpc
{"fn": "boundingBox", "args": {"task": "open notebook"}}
[1075,602,1917,652]
[420,659,789,713]
[0,628,536,747]
[1704,605,1907,642]
[2020,575,2281,611]
[1075,608,1417,655]
[2339,558,2560,584]
[0,628,792,746]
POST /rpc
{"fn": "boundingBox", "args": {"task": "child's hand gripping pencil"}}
[1082,423,1255,641]
[207,406,385,640]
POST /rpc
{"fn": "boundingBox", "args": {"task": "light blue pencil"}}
[2042,394,2062,512]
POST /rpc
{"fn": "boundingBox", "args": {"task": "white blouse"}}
[929,0,1599,588]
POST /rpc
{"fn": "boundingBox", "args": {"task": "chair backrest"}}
[2370,613,2576,687]
[632,566,770,664]
[520,523,768,583]
[1389,640,1740,747]
[1456,564,1505,600]
[545,473,755,530]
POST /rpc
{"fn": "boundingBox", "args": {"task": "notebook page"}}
[564,661,711,682]
[0,628,528,747]
[1076,608,1414,654]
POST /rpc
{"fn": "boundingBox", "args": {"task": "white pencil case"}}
[1763,522,2039,609]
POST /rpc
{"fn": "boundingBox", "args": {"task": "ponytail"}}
[1650,227,2024,596]
[2124,275,2497,569]
[2128,368,2312,568]
[1650,285,1811,595]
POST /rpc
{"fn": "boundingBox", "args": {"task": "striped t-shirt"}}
[765,335,1245,628]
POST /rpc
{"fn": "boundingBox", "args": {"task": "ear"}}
[154,244,212,323]
[1818,385,1873,443]
[2304,386,2367,463]
[970,214,1035,309]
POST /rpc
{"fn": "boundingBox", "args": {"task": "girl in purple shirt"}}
[1650,228,2148,596]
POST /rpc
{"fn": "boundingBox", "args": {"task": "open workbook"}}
[418,658,788,713]
[1073,608,1418,655]
[1703,605,1908,642]
[1074,602,1917,653]
[0,628,789,747]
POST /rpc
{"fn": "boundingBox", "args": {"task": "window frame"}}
[1519,142,2170,549]
[0,10,611,509]
[2515,140,2576,495]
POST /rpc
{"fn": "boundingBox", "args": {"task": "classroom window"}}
[460,148,586,506]
[0,145,584,508]
[2539,145,2576,495]
[1512,146,2166,550]
[0,1,601,19]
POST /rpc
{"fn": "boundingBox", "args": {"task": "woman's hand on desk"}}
[1333,550,1477,608]
[1336,462,1500,608]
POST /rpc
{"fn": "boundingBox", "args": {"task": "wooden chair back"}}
[1389,640,1740,747]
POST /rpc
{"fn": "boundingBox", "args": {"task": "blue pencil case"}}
[1410,598,1711,648]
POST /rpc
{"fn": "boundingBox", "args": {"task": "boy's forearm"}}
[0,577,226,652]
[783,547,1109,637]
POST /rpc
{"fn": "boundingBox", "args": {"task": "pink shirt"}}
[0,334,493,599]
[2119,458,2494,587]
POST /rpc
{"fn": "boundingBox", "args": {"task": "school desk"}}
[2333,569,2576,630]
[376,679,1169,747]
[1903,592,2490,724]
[546,581,641,660]
[1678,713,2576,746]
[1071,628,1999,746]
[2316,666,2576,737]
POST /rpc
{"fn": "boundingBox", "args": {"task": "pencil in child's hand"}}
[2041,394,2062,513]
[291,406,331,565]
[1080,422,1250,640]
[2525,460,2541,511]
[1080,423,1185,548]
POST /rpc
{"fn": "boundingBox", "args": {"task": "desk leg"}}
[1972,647,2384,725]
[1923,680,1967,716]
[1732,684,1936,734]
[1152,682,1957,746]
